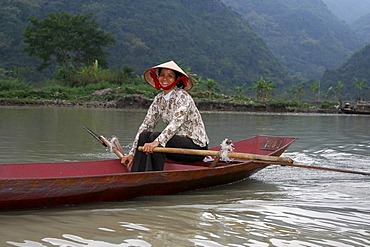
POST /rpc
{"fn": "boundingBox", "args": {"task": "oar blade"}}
[82,126,107,147]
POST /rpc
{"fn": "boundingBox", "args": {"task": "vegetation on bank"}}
[0,67,338,113]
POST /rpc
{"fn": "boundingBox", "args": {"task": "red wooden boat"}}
[0,135,297,211]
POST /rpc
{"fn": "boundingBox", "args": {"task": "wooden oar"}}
[83,126,124,158]
[138,146,294,163]
[138,146,370,176]
[255,161,370,176]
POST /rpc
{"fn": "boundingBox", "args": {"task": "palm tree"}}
[309,81,320,101]
[204,78,217,92]
[326,81,344,104]
[354,78,369,101]
[334,81,344,104]
[251,76,275,101]
[289,83,306,101]
[235,84,245,97]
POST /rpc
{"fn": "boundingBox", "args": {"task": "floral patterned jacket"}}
[129,87,209,155]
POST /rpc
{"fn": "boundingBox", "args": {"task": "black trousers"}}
[131,131,208,172]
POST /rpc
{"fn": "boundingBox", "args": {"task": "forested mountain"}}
[351,13,370,43]
[0,0,290,91]
[322,0,370,24]
[221,0,365,79]
[2,0,370,99]
[322,44,370,99]
[323,0,370,44]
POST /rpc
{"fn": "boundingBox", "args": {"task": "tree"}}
[251,76,275,101]
[289,83,305,101]
[326,81,344,103]
[203,78,217,92]
[333,81,344,104]
[235,85,245,96]
[354,78,369,101]
[23,12,115,72]
[309,81,320,101]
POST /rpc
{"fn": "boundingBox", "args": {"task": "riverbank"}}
[0,79,339,114]
[0,95,338,114]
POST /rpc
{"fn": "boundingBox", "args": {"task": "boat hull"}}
[0,135,296,210]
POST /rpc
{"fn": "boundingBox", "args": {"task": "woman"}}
[121,60,209,172]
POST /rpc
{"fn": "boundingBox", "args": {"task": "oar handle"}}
[138,146,293,163]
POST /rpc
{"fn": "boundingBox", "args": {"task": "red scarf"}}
[150,68,188,90]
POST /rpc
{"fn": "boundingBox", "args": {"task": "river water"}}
[0,107,369,247]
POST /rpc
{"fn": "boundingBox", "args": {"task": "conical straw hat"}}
[143,61,193,91]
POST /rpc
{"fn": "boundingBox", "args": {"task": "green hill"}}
[321,44,370,99]
[0,0,290,93]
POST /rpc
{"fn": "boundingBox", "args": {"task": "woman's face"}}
[158,69,177,93]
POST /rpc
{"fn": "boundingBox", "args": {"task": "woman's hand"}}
[142,141,160,153]
[121,154,134,171]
